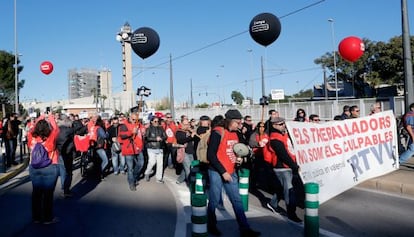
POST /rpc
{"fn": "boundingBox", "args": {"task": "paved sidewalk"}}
[0,156,29,185]
[358,159,414,198]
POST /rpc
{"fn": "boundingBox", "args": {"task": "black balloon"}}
[130,27,160,59]
[249,13,281,47]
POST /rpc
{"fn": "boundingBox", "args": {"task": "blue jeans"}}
[29,164,59,222]
[58,155,67,191]
[125,152,144,186]
[177,153,194,183]
[400,142,414,164]
[207,170,250,231]
[96,148,109,172]
[111,150,125,174]
[5,138,17,166]
[271,168,293,206]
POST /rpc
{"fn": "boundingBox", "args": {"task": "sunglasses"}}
[275,122,285,126]
[166,116,172,118]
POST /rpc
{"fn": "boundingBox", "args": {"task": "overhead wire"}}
[132,0,326,79]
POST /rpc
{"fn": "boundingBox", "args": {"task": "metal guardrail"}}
[171,96,406,123]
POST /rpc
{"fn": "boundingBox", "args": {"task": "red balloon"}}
[40,61,54,75]
[338,36,365,62]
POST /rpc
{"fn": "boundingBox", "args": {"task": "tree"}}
[0,50,25,113]
[195,103,209,108]
[292,89,313,99]
[314,36,413,91]
[155,97,170,110]
[231,90,244,105]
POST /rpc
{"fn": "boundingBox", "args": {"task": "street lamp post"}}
[14,0,19,113]
[328,18,339,101]
[247,49,253,102]
[402,0,414,111]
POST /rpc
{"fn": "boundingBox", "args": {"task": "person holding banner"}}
[349,105,360,118]
[293,108,308,122]
[266,117,302,223]
[399,103,414,164]
[340,105,351,120]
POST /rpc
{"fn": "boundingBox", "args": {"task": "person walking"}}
[293,108,308,122]
[118,113,145,191]
[144,116,167,183]
[207,109,261,237]
[349,105,360,118]
[162,112,178,170]
[3,113,21,167]
[107,116,126,175]
[175,118,196,184]
[369,102,382,115]
[266,117,302,223]
[264,109,279,135]
[56,114,75,198]
[93,116,109,180]
[309,114,321,123]
[399,103,414,164]
[27,113,60,224]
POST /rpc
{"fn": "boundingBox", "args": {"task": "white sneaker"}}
[266,202,277,213]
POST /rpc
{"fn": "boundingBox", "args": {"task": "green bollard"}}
[238,168,250,211]
[195,173,204,194]
[304,182,319,237]
[190,160,200,193]
[191,194,208,237]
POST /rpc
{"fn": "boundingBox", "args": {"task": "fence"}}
[171,96,406,123]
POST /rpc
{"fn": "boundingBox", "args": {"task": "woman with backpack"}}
[28,113,60,224]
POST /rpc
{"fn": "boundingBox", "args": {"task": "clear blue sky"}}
[1,0,412,106]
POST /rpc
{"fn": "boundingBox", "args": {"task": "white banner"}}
[286,110,399,204]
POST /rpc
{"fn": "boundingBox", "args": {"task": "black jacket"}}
[56,125,75,158]
[176,130,195,155]
[144,125,167,149]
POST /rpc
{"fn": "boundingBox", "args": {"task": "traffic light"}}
[259,96,269,106]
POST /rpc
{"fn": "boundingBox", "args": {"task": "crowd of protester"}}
[2,101,405,236]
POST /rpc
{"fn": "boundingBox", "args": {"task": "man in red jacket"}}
[118,113,144,191]
[162,113,179,171]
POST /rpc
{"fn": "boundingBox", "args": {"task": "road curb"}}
[359,178,414,198]
[0,159,29,185]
